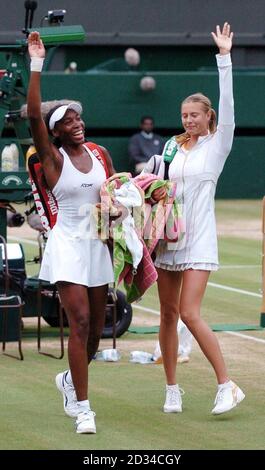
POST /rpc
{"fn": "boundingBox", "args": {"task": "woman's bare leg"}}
[87,284,108,364]
[180,270,228,384]
[57,282,90,401]
[157,268,182,385]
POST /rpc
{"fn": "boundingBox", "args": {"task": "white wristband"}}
[149,196,157,205]
[30,57,44,72]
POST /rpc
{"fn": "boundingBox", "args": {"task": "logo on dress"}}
[81,183,93,188]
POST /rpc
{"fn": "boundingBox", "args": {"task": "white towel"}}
[114,182,143,269]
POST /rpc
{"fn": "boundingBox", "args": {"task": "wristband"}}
[30,57,44,72]
[149,196,157,205]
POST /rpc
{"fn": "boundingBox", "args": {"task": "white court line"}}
[225,331,265,344]
[220,265,260,269]
[6,238,262,272]
[12,238,259,273]
[208,282,262,298]
[132,303,265,345]
[133,304,160,315]
[7,237,264,321]
[8,236,265,344]
[7,238,263,299]
[7,236,38,246]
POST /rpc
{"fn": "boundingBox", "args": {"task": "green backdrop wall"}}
[38,70,265,198]
[40,70,265,129]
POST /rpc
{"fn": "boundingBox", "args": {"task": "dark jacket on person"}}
[128,131,164,165]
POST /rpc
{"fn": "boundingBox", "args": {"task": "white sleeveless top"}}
[39,145,114,287]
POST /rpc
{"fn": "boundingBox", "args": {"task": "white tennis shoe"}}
[55,370,79,418]
[75,410,96,434]
[212,381,245,415]
[163,384,184,413]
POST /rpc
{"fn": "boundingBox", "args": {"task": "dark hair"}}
[140,115,154,124]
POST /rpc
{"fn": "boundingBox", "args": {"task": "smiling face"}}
[52,109,85,145]
[181,101,211,137]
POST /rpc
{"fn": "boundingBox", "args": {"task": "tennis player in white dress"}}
[144,23,245,416]
[27,31,115,434]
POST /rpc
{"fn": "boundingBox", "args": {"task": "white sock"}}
[77,399,91,412]
[166,384,179,390]
[218,380,233,391]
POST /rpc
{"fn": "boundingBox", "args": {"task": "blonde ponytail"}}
[209,108,217,133]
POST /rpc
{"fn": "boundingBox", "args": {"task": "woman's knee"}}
[179,309,199,328]
[68,310,90,338]
[160,303,179,325]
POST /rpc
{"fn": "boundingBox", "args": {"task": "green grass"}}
[0,345,264,450]
[215,199,262,221]
[1,200,264,450]
[139,232,261,325]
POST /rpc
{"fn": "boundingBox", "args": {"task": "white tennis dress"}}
[39,145,114,286]
[144,53,234,271]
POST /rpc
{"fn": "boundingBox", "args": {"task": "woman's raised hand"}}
[211,22,233,55]
[28,31,46,58]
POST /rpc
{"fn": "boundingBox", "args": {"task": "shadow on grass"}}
[22,326,69,339]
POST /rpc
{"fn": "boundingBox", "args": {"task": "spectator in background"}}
[128,116,164,175]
